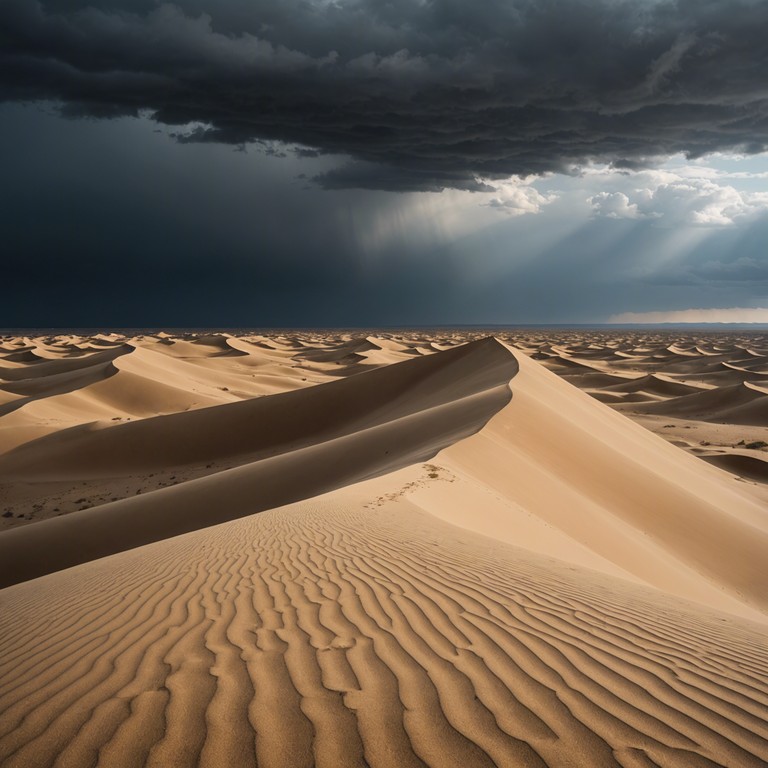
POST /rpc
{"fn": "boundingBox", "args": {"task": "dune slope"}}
[0,485,766,768]
[0,334,766,768]
[0,339,517,587]
[424,347,768,619]
[0,337,515,480]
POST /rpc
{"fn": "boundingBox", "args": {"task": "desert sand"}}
[0,330,766,767]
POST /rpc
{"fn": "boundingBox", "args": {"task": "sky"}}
[2,0,768,327]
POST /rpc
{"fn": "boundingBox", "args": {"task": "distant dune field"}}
[0,330,766,767]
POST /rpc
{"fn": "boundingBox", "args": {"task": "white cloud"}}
[609,307,768,324]
[587,167,768,226]
[483,177,558,217]
[588,191,648,220]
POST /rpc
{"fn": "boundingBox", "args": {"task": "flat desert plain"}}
[0,330,766,768]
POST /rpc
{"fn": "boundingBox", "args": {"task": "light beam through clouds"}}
[2,1,768,325]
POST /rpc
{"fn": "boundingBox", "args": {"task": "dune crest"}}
[0,338,517,587]
[419,347,768,620]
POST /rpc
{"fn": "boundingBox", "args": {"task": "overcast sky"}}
[2,0,768,326]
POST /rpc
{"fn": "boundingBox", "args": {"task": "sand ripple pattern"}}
[1,498,766,768]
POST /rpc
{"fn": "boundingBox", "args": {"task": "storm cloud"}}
[2,0,768,191]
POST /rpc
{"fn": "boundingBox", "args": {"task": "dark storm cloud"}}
[314,160,497,192]
[2,0,768,191]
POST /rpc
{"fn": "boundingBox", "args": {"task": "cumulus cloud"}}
[588,169,768,226]
[609,307,768,323]
[484,178,557,216]
[2,0,768,190]
[588,191,648,220]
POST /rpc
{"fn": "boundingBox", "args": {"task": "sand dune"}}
[0,338,514,481]
[0,338,517,586]
[0,359,120,418]
[430,348,768,619]
[505,330,768,483]
[149,336,247,359]
[622,381,768,426]
[0,347,231,427]
[700,451,768,483]
[1,477,766,768]
[0,344,131,382]
[596,373,709,398]
[0,330,766,767]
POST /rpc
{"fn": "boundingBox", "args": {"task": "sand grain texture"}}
[0,330,767,768]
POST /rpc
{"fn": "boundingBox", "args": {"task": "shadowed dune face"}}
[0,338,517,587]
[0,332,473,523]
[0,330,767,767]
[0,338,516,480]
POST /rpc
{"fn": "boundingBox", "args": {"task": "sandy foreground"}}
[0,330,766,767]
